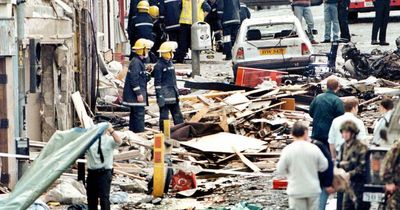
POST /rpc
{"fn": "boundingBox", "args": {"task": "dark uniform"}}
[239,2,251,24]
[205,0,223,51]
[150,19,167,63]
[129,12,155,45]
[381,141,400,210]
[122,53,148,132]
[154,58,184,131]
[338,139,370,210]
[338,0,351,41]
[371,0,390,44]
[217,0,241,60]
[162,0,182,42]
[128,0,141,43]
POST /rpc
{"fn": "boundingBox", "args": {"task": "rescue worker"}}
[154,41,184,131]
[338,0,351,42]
[239,2,251,24]
[371,0,390,45]
[217,0,241,60]
[337,121,370,210]
[86,124,122,210]
[175,0,211,63]
[128,1,154,59]
[162,0,182,42]
[149,5,166,63]
[381,140,400,210]
[123,39,153,132]
[205,0,223,52]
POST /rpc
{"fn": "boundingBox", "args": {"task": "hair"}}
[291,121,308,138]
[327,78,339,91]
[344,98,359,112]
[380,98,394,111]
[340,121,360,135]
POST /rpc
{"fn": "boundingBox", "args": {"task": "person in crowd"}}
[86,124,122,210]
[381,140,400,210]
[122,39,153,132]
[217,0,241,60]
[338,0,351,42]
[128,1,154,60]
[291,0,318,44]
[337,121,370,210]
[175,0,211,63]
[371,0,390,45]
[310,78,345,148]
[277,121,328,210]
[372,98,394,146]
[205,0,223,52]
[154,41,184,131]
[322,0,340,43]
[149,5,167,62]
[162,0,182,42]
[328,98,367,161]
[239,2,251,24]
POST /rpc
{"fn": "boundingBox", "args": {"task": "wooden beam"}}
[232,146,261,172]
[190,107,209,122]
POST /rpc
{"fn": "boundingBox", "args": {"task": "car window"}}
[247,23,297,40]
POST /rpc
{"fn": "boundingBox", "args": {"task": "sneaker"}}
[310,40,319,45]
[371,40,379,45]
[321,40,331,43]
[380,42,390,46]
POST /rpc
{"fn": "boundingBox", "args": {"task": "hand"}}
[325,186,336,194]
[146,65,153,72]
[107,123,114,133]
[385,183,397,194]
[137,94,144,103]
[157,96,166,107]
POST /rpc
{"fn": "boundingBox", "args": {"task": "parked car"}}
[349,0,400,20]
[232,15,314,78]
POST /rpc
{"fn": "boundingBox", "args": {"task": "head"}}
[132,39,154,58]
[158,41,178,60]
[149,6,159,19]
[340,121,359,143]
[344,98,359,114]
[291,121,309,141]
[137,0,150,13]
[379,98,394,114]
[327,78,340,92]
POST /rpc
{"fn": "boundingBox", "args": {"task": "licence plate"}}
[364,1,374,7]
[363,192,385,202]
[259,48,286,55]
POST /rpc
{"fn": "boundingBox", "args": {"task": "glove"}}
[157,95,166,107]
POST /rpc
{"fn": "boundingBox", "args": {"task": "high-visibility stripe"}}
[165,0,179,3]
[122,101,146,106]
[223,19,240,25]
[165,98,176,101]
[155,86,162,89]
[217,11,223,14]
[135,23,153,27]
[165,24,180,30]
[133,86,140,91]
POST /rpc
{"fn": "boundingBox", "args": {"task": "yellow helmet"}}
[158,41,178,53]
[132,38,154,56]
[137,1,150,12]
[149,6,159,19]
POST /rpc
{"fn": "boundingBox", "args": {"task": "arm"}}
[107,124,122,145]
[335,99,345,118]
[309,99,316,118]
[216,0,224,20]
[129,61,142,97]
[328,120,338,159]
[330,144,337,161]
[202,1,211,14]
[276,153,288,176]
[317,148,329,172]
[357,121,368,141]
[154,64,162,95]
[380,144,399,185]
[345,145,368,180]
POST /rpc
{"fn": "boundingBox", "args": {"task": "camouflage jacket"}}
[381,141,400,186]
[338,139,369,185]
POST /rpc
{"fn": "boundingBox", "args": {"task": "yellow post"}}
[163,120,171,140]
[153,134,165,197]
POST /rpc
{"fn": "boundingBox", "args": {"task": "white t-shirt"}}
[372,110,393,146]
[328,112,368,153]
[276,140,328,198]
[87,135,120,170]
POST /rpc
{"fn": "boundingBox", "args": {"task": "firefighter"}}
[149,5,166,63]
[205,0,223,52]
[123,39,154,133]
[128,1,154,59]
[175,0,211,63]
[239,2,251,24]
[162,0,182,42]
[381,140,400,210]
[371,0,390,45]
[154,41,184,131]
[217,0,241,60]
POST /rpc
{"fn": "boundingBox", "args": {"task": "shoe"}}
[380,42,390,46]
[371,40,379,45]
[223,57,232,61]
[321,40,331,43]
[311,40,319,45]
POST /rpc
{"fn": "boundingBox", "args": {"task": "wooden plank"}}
[197,95,213,106]
[190,107,209,122]
[114,150,142,162]
[71,91,93,128]
[281,98,295,111]
[114,169,145,180]
[232,146,261,172]
[235,101,286,121]
[148,90,245,104]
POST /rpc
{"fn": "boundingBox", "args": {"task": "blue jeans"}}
[324,3,340,41]
[319,188,329,210]
[293,6,315,41]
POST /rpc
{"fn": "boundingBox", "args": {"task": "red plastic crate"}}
[272,178,288,190]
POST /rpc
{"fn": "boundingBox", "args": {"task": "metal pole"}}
[191,0,200,76]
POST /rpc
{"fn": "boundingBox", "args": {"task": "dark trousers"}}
[337,192,343,210]
[129,106,145,132]
[87,169,112,210]
[167,29,180,42]
[159,103,184,131]
[338,1,351,41]
[175,24,191,63]
[223,24,240,59]
[372,0,390,42]
[343,185,371,210]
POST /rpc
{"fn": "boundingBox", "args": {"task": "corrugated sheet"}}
[0,19,16,56]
